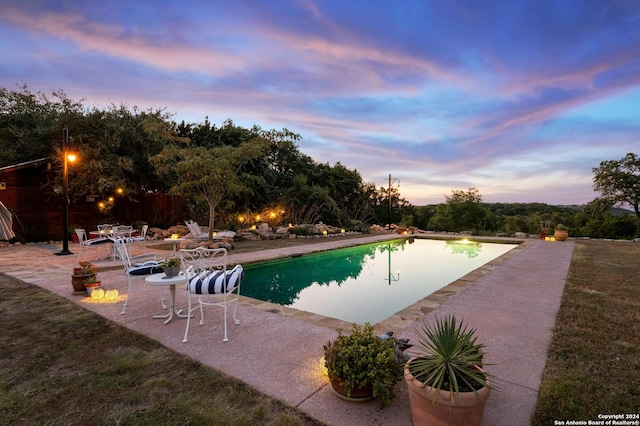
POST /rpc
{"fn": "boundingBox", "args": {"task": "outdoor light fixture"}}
[91,287,105,300]
[319,356,328,376]
[56,128,76,256]
[105,289,119,300]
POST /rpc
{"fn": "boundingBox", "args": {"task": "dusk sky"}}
[2,1,639,206]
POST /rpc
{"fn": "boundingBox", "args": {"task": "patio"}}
[0,235,574,425]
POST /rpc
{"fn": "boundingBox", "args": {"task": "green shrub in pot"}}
[404,315,494,425]
[323,323,404,406]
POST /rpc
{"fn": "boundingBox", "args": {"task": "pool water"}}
[241,238,515,325]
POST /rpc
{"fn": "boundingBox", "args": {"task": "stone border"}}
[236,237,531,334]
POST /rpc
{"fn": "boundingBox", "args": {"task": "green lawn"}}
[533,239,640,424]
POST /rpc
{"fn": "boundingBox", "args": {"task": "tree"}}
[0,85,84,167]
[151,138,268,240]
[592,153,640,219]
[428,188,487,232]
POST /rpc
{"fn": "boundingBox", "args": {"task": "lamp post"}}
[56,128,74,256]
[387,174,400,231]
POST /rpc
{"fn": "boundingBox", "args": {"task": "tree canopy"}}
[0,86,384,230]
[592,153,640,219]
[2,85,638,241]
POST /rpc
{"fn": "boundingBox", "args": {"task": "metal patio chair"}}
[179,247,243,342]
[75,228,110,261]
[114,237,164,315]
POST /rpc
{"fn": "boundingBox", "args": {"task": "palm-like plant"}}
[407,315,492,402]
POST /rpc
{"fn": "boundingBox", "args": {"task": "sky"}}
[1,0,639,206]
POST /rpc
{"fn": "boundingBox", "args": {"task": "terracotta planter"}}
[554,230,568,241]
[71,273,95,293]
[404,361,490,426]
[85,282,102,296]
[328,373,374,402]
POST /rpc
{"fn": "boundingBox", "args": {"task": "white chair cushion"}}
[188,265,244,295]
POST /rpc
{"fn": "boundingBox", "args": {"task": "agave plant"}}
[407,315,493,402]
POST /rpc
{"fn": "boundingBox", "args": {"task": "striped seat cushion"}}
[126,261,163,276]
[109,236,137,244]
[188,264,244,295]
[83,238,111,246]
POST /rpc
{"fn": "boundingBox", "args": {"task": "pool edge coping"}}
[232,235,532,334]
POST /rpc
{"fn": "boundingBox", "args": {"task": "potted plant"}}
[322,323,404,406]
[71,261,98,294]
[69,224,81,243]
[404,315,493,426]
[554,224,569,241]
[84,274,102,296]
[160,257,181,277]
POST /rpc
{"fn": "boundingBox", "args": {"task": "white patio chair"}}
[185,220,209,240]
[131,224,149,249]
[110,225,135,259]
[75,228,110,261]
[113,225,133,238]
[97,224,113,238]
[179,247,243,342]
[185,220,235,240]
[114,237,165,315]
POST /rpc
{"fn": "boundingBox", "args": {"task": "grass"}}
[532,239,640,424]
[1,237,638,424]
[0,272,324,426]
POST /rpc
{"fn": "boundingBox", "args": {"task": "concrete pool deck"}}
[0,234,574,425]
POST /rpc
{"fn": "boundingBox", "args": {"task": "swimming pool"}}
[241,238,516,325]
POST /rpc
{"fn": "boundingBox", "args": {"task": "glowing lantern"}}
[545,237,550,241]
[340,229,345,233]
[171,233,179,240]
[251,225,256,230]
[91,287,105,300]
[319,356,328,376]
[105,289,119,300]
[322,230,327,235]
